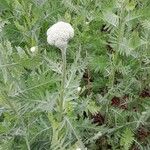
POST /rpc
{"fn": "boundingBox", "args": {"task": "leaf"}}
[5,40,13,56]
[33,0,48,6]
[125,12,141,22]
[64,11,72,22]
[14,21,25,32]
[16,46,26,58]
[44,56,62,74]
[126,0,136,11]
[62,0,79,14]
[120,128,134,150]
[103,11,119,27]
[0,18,9,33]
[118,37,134,56]
[90,55,108,73]
[142,20,150,30]
[87,101,100,115]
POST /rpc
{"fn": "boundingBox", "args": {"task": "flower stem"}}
[59,48,67,120]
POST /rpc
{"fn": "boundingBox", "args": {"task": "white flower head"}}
[47,21,74,50]
[77,87,81,92]
[76,148,81,150]
[30,46,36,53]
[30,46,37,53]
[85,21,90,25]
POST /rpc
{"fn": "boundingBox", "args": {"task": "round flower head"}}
[30,46,36,53]
[47,21,74,50]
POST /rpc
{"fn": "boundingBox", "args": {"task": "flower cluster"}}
[47,21,74,50]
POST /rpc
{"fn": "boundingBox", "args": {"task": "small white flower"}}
[76,148,81,150]
[85,21,89,25]
[77,87,81,92]
[47,21,74,50]
[30,46,37,53]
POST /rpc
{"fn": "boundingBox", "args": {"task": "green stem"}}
[59,48,67,120]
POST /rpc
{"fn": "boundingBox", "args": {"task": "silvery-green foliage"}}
[0,0,150,149]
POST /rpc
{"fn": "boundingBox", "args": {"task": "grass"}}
[0,0,150,150]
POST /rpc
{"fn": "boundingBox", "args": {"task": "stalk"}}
[59,48,67,120]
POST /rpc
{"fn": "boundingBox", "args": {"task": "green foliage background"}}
[0,0,150,150]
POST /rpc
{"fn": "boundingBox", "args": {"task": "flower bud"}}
[30,46,37,53]
[77,87,81,92]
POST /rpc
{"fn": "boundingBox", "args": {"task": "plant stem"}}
[59,48,67,120]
